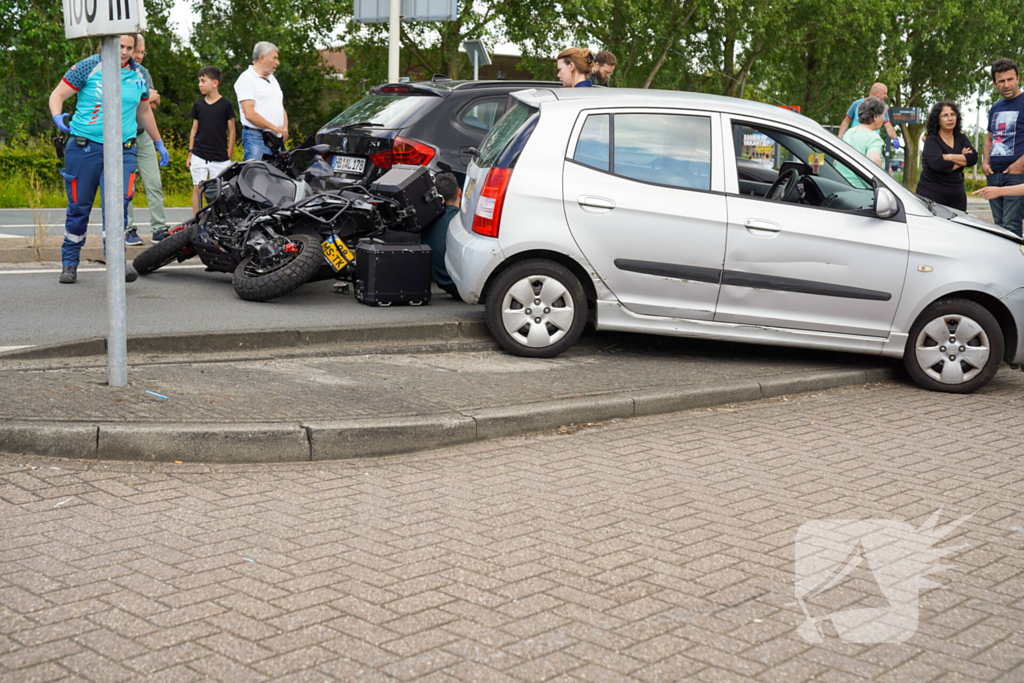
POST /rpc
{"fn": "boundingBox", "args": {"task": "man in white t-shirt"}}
[234,41,288,160]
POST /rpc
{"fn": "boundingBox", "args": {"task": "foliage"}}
[0,135,198,197]
[0,0,95,137]
[4,0,1024,202]
[190,0,350,140]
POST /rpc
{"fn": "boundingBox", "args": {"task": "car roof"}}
[517,87,813,127]
[372,80,563,97]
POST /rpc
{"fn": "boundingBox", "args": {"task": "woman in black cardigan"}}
[915,101,977,211]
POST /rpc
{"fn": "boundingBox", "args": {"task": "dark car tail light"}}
[471,168,512,238]
[370,137,436,170]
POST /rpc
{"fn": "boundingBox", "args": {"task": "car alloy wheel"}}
[485,259,587,358]
[904,298,1003,393]
[914,314,990,384]
[501,275,575,348]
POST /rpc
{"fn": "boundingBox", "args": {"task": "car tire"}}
[903,298,1003,393]
[485,259,587,358]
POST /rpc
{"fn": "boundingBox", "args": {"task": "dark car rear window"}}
[323,94,436,130]
[476,100,538,168]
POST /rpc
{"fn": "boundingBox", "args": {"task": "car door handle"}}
[578,195,616,210]
[744,219,781,233]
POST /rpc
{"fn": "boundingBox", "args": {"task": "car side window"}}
[572,114,610,172]
[459,98,506,133]
[612,114,712,191]
[731,122,877,211]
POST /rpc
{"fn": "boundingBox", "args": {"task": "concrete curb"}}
[0,365,903,463]
[0,237,150,264]
[0,320,490,361]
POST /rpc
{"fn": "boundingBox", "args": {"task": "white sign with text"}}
[63,0,147,40]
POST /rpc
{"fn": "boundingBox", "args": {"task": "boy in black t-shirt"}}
[186,66,236,215]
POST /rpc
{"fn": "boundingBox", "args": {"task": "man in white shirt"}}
[234,41,288,160]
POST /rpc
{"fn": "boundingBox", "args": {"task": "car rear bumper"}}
[445,217,504,305]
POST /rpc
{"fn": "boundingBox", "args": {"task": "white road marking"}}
[0,345,32,352]
[0,223,156,228]
[0,233,23,238]
[0,264,208,275]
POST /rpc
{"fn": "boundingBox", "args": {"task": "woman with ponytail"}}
[556,48,595,88]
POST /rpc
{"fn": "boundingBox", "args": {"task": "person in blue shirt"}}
[982,58,1024,237]
[556,48,595,88]
[47,33,169,284]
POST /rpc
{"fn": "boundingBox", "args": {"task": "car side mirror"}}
[874,186,898,219]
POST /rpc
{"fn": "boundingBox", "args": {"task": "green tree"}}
[0,0,94,137]
[190,0,350,140]
[880,0,1018,188]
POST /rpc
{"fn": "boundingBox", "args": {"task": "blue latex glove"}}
[891,138,900,150]
[53,113,71,134]
[154,140,169,167]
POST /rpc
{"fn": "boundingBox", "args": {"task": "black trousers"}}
[915,180,967,212]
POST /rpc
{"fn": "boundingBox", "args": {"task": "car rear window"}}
[475,100,538,168]
[323,94,435,130]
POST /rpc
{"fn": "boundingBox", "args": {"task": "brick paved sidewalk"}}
[0,334,890,424]
[2,371,1022,681]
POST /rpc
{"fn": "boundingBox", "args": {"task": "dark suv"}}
[316,78,560,188]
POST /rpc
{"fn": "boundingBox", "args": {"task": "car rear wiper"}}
[338,121,384,132]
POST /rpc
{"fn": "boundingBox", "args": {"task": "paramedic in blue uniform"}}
[47,33,170,284]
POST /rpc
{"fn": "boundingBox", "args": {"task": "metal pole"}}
[388,0,400,83]
[101,36,128,387]
[473,52,479,81]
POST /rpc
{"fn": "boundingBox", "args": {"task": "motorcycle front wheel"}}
[231,232,323,302]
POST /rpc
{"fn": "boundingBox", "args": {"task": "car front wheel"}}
[903,298,1003,393]
[485,259,587,358]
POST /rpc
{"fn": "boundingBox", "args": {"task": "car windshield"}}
[475,101,537,168]
[323,94,433,130]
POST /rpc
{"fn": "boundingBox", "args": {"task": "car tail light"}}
[370,137,436,170]
[471,168,512,238]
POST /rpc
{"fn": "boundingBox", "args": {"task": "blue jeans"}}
[60,137,138,267]
[986,173,1024,238]
[242,128,271,161]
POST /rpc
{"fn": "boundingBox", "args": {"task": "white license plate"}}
[333,155,366,174]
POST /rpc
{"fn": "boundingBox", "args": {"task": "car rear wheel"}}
[485,259,587,358]
[903,298,1003,393]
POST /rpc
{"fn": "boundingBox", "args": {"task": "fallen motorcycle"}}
[133,144,444,302]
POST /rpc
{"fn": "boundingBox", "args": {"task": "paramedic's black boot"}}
[125,265,138,283]
[59,266,77,284]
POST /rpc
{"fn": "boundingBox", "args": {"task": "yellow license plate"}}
[322,236,355,271]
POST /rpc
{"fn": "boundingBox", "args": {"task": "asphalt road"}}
[0,207,194,239]
[0,264,480,349]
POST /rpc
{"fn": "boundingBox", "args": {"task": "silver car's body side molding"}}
[594,300,909,359]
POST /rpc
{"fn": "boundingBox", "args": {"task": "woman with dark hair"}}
[916,101,977,211]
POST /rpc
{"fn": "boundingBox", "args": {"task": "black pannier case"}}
[355,240,433,306]
[369,165,444,233]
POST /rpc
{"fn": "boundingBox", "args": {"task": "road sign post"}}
[354,0,457,82]
[461,39,491,81]
[63,0,146,388]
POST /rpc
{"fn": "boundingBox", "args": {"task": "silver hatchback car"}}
[446,88,1024,393]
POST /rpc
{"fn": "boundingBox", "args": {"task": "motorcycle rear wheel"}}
[232,232,323,302]
[132,222,197,275]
